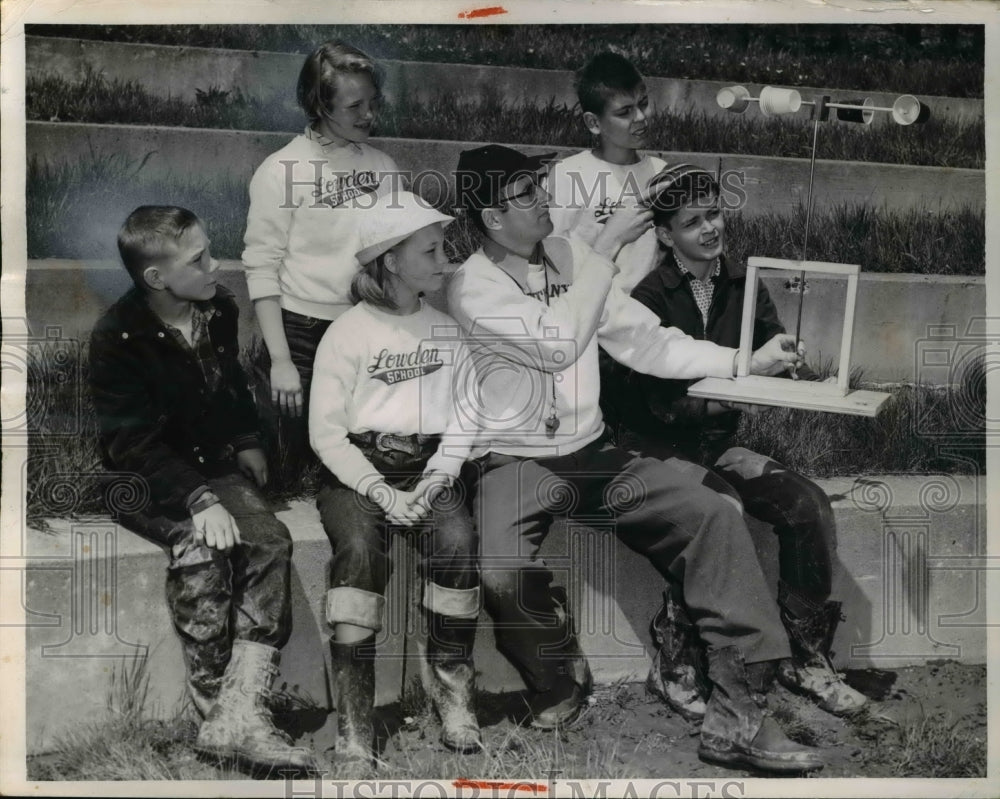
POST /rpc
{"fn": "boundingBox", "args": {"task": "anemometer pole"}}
[794,103,824,376]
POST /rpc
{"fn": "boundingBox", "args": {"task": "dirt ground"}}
[306,660,987,781]
[25,660,986,783]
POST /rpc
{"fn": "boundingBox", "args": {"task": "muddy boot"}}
[776,583,868,716]
[646,590,710,721]
[328,635,377,779]
[425,613,483,753]
[194,640,317,773]
[188,676,221,718]
[698,647,824,774]
[529,588,592,731]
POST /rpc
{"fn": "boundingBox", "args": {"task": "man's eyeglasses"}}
[499,177,546,206]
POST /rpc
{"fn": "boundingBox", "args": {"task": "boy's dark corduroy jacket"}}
[600,253,809,460]
[89,285,260,516]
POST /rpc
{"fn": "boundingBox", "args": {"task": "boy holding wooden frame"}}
[602,164,869,718]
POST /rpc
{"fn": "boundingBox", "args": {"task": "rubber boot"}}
[646,590,710,721]
[425,613,483,753]
[194,640,317,773]
[328,635,377,779]
[698,646,824,774]
[776,583,868,716]
[529,587,593,731]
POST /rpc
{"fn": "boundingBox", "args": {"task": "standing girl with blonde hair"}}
[243,40,401,450]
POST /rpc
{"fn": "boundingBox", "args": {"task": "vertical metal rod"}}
[793,114,822,355]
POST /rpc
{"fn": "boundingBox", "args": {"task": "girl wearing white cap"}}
[309,192,481,775]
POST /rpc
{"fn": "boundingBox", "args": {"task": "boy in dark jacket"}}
[602,166,867,718]
[89,206,314,772]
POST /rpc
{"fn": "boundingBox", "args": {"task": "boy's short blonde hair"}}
[117,205,201,289]
[297,40,382,127]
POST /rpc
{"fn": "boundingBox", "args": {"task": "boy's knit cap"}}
[455,145,557,210]
[355,191,454,265]
[646,164,719,213]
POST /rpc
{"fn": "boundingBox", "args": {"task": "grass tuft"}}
[862,710,986,777]
[27,653,243,781]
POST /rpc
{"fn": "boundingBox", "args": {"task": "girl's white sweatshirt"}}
[309,300,475,492]
[446,235,736,458]
[242,128,400,320]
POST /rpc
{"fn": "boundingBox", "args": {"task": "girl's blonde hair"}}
[297,40,383,127]
[350,253,399,312]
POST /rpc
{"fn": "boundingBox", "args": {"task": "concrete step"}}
[26,35,984,127]
[22,260,986,385]
[19,474,987,753]
[25,122,986,219]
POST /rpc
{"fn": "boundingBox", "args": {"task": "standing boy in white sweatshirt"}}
[548,51,666,295]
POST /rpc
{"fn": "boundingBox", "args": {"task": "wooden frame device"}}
[687,257,891,417]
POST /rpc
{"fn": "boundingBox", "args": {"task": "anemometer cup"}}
[892,94,931,125]
[717,85,752,114]
[758,86,802,116]
[836,98,875,125]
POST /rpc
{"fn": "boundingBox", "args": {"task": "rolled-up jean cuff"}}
[423,582,480,619]
[326,587,385,631]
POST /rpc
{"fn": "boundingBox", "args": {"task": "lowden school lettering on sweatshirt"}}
[367,345,444,385]
[314,169,380,209]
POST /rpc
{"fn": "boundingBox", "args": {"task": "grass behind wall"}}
[26,23,985,99]
[26,338,985,526]
[25,155,987,276]
[26,73,986,170]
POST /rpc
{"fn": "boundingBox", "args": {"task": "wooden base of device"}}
[688,375,891,417]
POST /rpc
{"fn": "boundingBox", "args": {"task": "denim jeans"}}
[261,309,333,471]
[620,429,834,601]
[117,469,292,702]
[282,308,333,401]
[466,431,790,691]
[316,446,479,631]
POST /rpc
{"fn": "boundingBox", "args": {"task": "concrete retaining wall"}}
[25,122,986,217]
[22,260,986,385]
[22,474,986,753]
[26,36,984,126]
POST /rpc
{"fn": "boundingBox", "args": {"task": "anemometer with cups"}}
[687,85,931,417]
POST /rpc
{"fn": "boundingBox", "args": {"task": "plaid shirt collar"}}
[161,302,223,394]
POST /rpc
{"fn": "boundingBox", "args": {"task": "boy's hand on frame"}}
[192,502,242,552]
[270,358,304,417]
[236,447,269,488]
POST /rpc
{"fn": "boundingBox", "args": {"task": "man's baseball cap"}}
[455,145,557,211]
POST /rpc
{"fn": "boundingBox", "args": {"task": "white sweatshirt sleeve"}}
[447,239,616,372]
[242,156,294,302]
[598,276,737,379]
[308,322,385,494]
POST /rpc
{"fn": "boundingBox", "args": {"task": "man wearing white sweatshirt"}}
[447,145,827,774]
